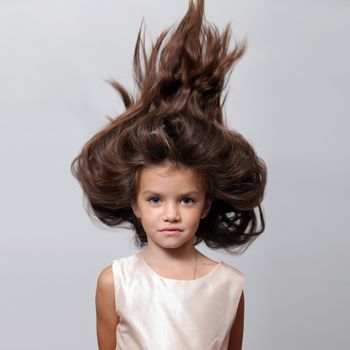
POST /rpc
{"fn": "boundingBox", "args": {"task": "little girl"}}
[71,0,267,349]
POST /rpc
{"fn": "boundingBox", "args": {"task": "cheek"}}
[139,206,159,225]
[141,205,158,217]
[184,209,203,227]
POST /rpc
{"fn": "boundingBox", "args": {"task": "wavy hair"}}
[71,0,267,254]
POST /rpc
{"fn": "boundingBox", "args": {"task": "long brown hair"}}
[71,0,267,254]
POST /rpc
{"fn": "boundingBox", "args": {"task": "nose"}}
[162,202,180,222]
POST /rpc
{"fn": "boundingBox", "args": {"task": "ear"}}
[201,197,212,219]
[131,200,141,219]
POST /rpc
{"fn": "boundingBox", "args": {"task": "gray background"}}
[1,0,349,349]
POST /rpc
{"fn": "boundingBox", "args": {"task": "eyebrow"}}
[142,190,201,196]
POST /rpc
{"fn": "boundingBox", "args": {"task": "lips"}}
[160,227,183,232]
[159,228,183,236]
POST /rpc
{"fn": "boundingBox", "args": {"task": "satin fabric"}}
[111,253,245,350]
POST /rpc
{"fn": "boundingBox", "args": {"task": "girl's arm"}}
[95,265,120,350]
[227,290,245,350]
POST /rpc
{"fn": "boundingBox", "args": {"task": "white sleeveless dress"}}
[111,253,245,350]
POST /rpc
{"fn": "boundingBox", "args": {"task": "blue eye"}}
[146,196,161,204]
[181,197,195,205]
[145,196,195,206]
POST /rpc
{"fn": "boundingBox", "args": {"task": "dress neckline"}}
[135,253,223,283]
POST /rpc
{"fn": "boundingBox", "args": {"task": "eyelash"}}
[146,196,195,205]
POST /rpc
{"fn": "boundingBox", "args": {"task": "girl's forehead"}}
[137,163,204,192]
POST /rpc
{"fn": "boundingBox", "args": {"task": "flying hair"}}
[71,0,267,254]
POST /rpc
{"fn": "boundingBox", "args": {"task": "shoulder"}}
[96,264,116,302]
[97,264,115,289]
[95,265,120,346]
[96,256,132,297]
[95,264,119,320]
[220,261,246,285]
[221,261,245,276]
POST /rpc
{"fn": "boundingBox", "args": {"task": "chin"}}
[160,239,194,250]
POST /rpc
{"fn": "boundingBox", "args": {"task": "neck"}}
[142,244,198,266]
[143,245,199,280]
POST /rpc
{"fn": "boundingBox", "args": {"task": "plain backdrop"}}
[1,0,349,349]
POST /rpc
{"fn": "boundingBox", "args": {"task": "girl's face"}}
[131,162,211,250]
